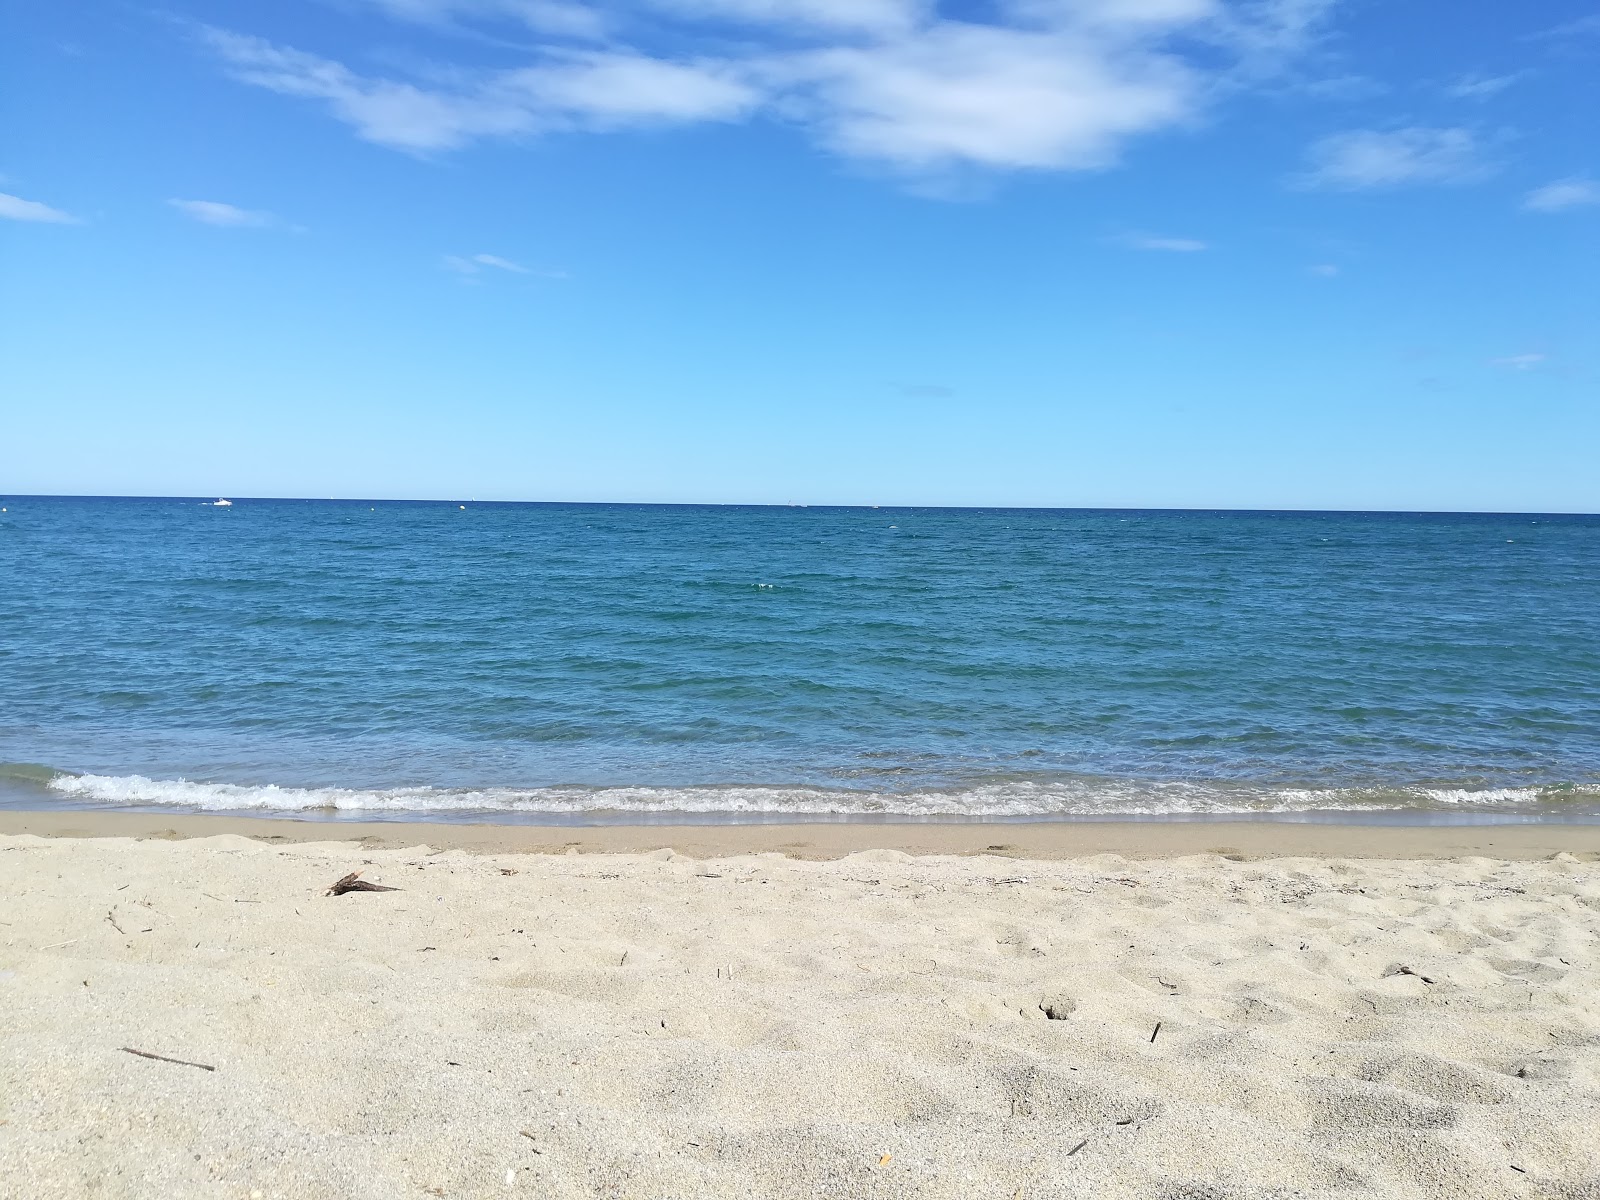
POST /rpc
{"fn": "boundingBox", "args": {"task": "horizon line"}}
[4,494,1597,518]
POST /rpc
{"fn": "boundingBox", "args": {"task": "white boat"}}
[212,498,233,507]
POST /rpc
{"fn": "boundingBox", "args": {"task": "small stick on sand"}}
[1149,1021,1162,1044]
[326,872,399,896]
[1068,1138,1089,1156]
[121,1047,216,1072]
[105,911,125,935]
[1397,966,1436,985]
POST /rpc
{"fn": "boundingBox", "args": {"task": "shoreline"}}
[6,807,1600,859]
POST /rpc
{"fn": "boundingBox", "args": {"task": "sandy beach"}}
[3,820,1599,1198]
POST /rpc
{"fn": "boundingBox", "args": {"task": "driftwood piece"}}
[1396,965,1437,984]
[121,1047,216,1072]
[326,871,400,897]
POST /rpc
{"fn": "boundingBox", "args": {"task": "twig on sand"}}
[1149,1022,1162,1044]
[121,1047,215,1072]
[1396,965,1436,985]
[1067,1138,1089,1157]
[105,911,125,935]
[326,872,399,897]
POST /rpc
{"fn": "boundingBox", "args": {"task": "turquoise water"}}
[2,497,1598,823]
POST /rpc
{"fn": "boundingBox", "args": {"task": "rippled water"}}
[2,498,1597,822]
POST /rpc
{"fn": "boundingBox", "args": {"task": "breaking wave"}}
[40,770,1600,820]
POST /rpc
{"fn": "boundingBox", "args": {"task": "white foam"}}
[45,773,1593,819]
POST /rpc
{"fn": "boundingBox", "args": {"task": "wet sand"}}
[4,807,1600,860]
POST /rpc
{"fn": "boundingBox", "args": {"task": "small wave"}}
[43,772,1600,819]
[0,761,75,787]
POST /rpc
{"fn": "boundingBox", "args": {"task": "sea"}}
[2,497,1597,825]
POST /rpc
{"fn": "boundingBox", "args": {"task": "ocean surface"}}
[2,497,1598,825]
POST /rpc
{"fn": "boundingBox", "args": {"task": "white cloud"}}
[789,25,1199,172]
[0,192,78,223]
[1522,177,1600,213]
[1490,353,1545,370]
[1295,126,1491,190]
[1118,232,1208,251]
[1308,262,1338,276]
[199,0,1338,176]
[169,198,281,227]
[1443,72,1520,100]
[503,51,759,125]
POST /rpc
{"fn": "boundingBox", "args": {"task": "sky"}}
[2,1,1597,511]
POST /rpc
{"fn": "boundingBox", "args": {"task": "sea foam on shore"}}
[29,768,1600,822]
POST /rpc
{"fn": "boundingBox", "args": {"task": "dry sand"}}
[2,822,1599,1198]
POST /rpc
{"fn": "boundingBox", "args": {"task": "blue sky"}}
[3,1,1597,510]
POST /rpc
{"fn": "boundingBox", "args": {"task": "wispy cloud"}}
[1442,72,1521,100]
[1490,353,1546,371]
[471,253,530,273]
[1526,14,1600,42]
[195,1,1339,179]
[1522,177,1600,213]
[0,191,78,223]
[169,198,284,227]
[1308,263,1339,276]
[1117,233,1208,252]
[1295,126,1492,190]
[201,29,758,153]
[1289,74,1387,101]
[443,252,562,277]
[357,0,609,39]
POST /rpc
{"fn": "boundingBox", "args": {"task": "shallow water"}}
[2,498,1597,823]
